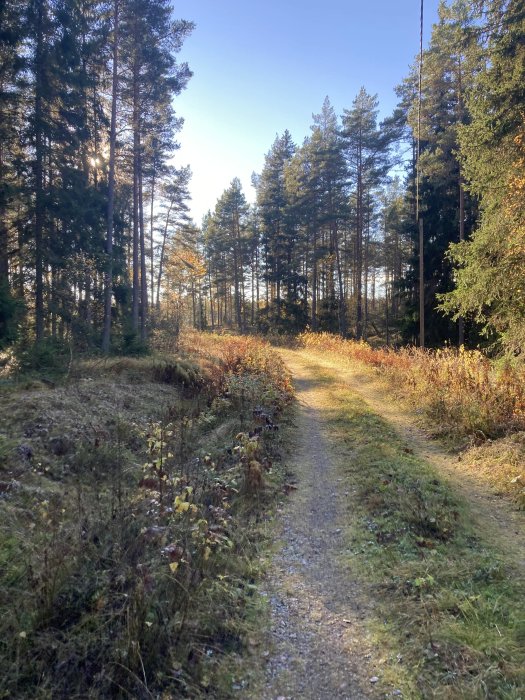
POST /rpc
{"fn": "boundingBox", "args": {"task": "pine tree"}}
[395,1,480,346]
[287,98,348,332]
[155,166,191,309]
[0,0,25,344]
[102,0,119,353]
[120,0,193,342]
[204,180,249,331]
[257,131,297,329]
[342,88,391,339]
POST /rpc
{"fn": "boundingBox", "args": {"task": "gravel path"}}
[261,365,381,700]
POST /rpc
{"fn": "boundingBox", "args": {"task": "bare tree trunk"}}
[385,274,390,347]
[0,133,9,284]
[102,0,118,353]
[156,198,173,308]
[191,278,196,328]
[457,57,465,347]
[149,169,155,306]
[132,56,140,334]
[255,244,259,322]
[311,231,318,330]
[34,0,45,342]
[139,152,147,342]
[251,255,255,326]
[85,267,92,330]
[233,211,243,331]
[208,267,215,329]
[363,192,370,340]
[356,163,364,339]
[333,224,346,337]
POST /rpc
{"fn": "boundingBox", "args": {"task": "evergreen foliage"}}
[440,0,525,354]
[0,0,193,356]
[1,0,525,355]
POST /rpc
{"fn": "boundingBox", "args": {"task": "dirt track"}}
[259,348,524,699]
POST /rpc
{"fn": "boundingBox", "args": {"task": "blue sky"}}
[172,0,440,223]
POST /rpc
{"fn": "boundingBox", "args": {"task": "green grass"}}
[309,362,525,700]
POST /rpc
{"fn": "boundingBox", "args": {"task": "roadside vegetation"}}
[0,331,293,699]
[297,332,525,506]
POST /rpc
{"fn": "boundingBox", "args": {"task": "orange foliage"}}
[180,330,294,406]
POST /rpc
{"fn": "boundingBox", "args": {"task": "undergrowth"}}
[297,332,525,437]
[0,332,293,698]
[309,362,525,699]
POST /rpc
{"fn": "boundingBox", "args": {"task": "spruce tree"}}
[441,0,525,353]
[342,88,391,339]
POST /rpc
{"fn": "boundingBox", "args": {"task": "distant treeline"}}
[1,1,524,356]
[192,0,524,352]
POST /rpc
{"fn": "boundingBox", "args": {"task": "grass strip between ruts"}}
[308,361,524,700]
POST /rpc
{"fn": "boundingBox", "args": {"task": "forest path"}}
[258,348,525,700]
[260,352,382,700]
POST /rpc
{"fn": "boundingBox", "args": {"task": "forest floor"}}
[255,348,525,700]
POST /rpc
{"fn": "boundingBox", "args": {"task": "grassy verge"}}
[0,333,293,698]
[308,361,524,699]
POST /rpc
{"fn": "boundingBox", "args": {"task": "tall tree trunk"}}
[233,211,243,331]
[191,278,196,328]
[251,255,255,326]
[150,168,155,306]
[355,161,364,339]
[255,243,259,322]
[131,59,140,334]
[385,273,390,347]
[85,266,92,331]
[457,57,465,347]
[208,267,215,329]
[0,139,9,284]
[333,224,346,337]
[102,0,118,353]
[311,230,318,330]
[139,151,147,342]
[363,192,370,340]
[156,198,173,308]
[458,177,465,346]
[34,0,46,343]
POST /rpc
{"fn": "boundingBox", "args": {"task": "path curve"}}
[290,349,524,571]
